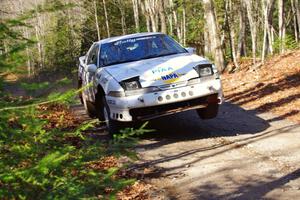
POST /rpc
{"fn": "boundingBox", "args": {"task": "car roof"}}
[96,32,164,45]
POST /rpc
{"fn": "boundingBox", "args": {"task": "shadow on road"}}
[187,168,300,200]
[141,102,270,142]
[72,102,272,142]
[131,102,300,199]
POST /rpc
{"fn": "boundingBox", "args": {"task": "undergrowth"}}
[0,87,150,199]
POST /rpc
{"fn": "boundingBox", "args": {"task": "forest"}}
[1,0,300,74]
[1,0,300,199]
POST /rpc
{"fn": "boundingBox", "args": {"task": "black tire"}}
[197,103,219,119]
[78,80,84,104]
[83,95,96,118]
[101,96,126,137]
[95,93,105,121]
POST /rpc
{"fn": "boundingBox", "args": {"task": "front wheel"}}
[101,97,126,137]
[82,94,97,118]
[197,103,219,120]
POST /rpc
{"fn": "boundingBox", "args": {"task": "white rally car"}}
[78,33,223,134]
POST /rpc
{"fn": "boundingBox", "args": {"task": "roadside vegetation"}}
[0,86,154,199]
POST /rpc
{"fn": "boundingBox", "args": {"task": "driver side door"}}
[83,43,99,102]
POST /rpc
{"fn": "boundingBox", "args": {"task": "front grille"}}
[129,94,218,120]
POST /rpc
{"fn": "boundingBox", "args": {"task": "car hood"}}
[104,53,211,87]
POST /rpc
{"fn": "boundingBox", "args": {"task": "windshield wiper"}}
[142,52,179,60]
[142,54,161,60]
[160,52,179,57]
[104,59,140,67]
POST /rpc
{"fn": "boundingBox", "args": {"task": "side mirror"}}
[87,64,97,73]
[185,47,196,54]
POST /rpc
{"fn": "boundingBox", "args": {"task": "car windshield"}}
[99,34,187,66]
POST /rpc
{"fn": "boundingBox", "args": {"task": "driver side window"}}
[87,44,99,66]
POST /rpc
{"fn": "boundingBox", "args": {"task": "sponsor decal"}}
[152,67,174,74]
[161,73,180,84]
[114,36,156,46]
[107,99,116,105]
[150,66,186,83]
[161,73,179,81]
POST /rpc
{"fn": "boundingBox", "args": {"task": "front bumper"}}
[106,79,223,122]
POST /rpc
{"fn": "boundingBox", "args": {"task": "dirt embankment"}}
[222,50,300,123]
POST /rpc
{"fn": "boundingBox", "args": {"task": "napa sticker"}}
[150,66,184,83]
[161,73,180,83]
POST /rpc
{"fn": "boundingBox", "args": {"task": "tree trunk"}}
[146,15,151,32]
[278,0,286,53]
[243,0,257,64]
[93,0,101,40]
[226,0,239,69]
[237,1,246,60]
[262,0,275,62]
[103,0,110,37]
[202,0,226,72]
[295,0,300,40]
[140,1,151,32]
[34,0,44,70]
[267,2,275,55]
[158,0,167,33]
[132,0,140,32]
[120,8,127,35]
[143,0,157,32]
[291,0,298,42]
[204,26,211,56]
[183,0,187,46]
[19,0,32,76]
[166,0,173,35]
[170,0,182,43]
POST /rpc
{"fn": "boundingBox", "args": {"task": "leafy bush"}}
[20,77,73,96]
[0,90,149,199]
[21,81,50,92]
[273,34,299,54]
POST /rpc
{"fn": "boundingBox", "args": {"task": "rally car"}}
[78,32,223,134]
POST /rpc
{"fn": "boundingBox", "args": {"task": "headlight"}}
[199,67,212,76]
[121,77,141,91]
[118,76,161,96]
[195,64,214,77]
[123,81,140,90]
[108,91,125,97]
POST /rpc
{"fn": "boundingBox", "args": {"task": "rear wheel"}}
[197,103,219,119]
[78,80,84,104]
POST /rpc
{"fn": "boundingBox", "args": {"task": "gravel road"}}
[73,102,300,200]
[135,102,300,200]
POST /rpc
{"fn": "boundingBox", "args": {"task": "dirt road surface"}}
[73,102,300,200]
